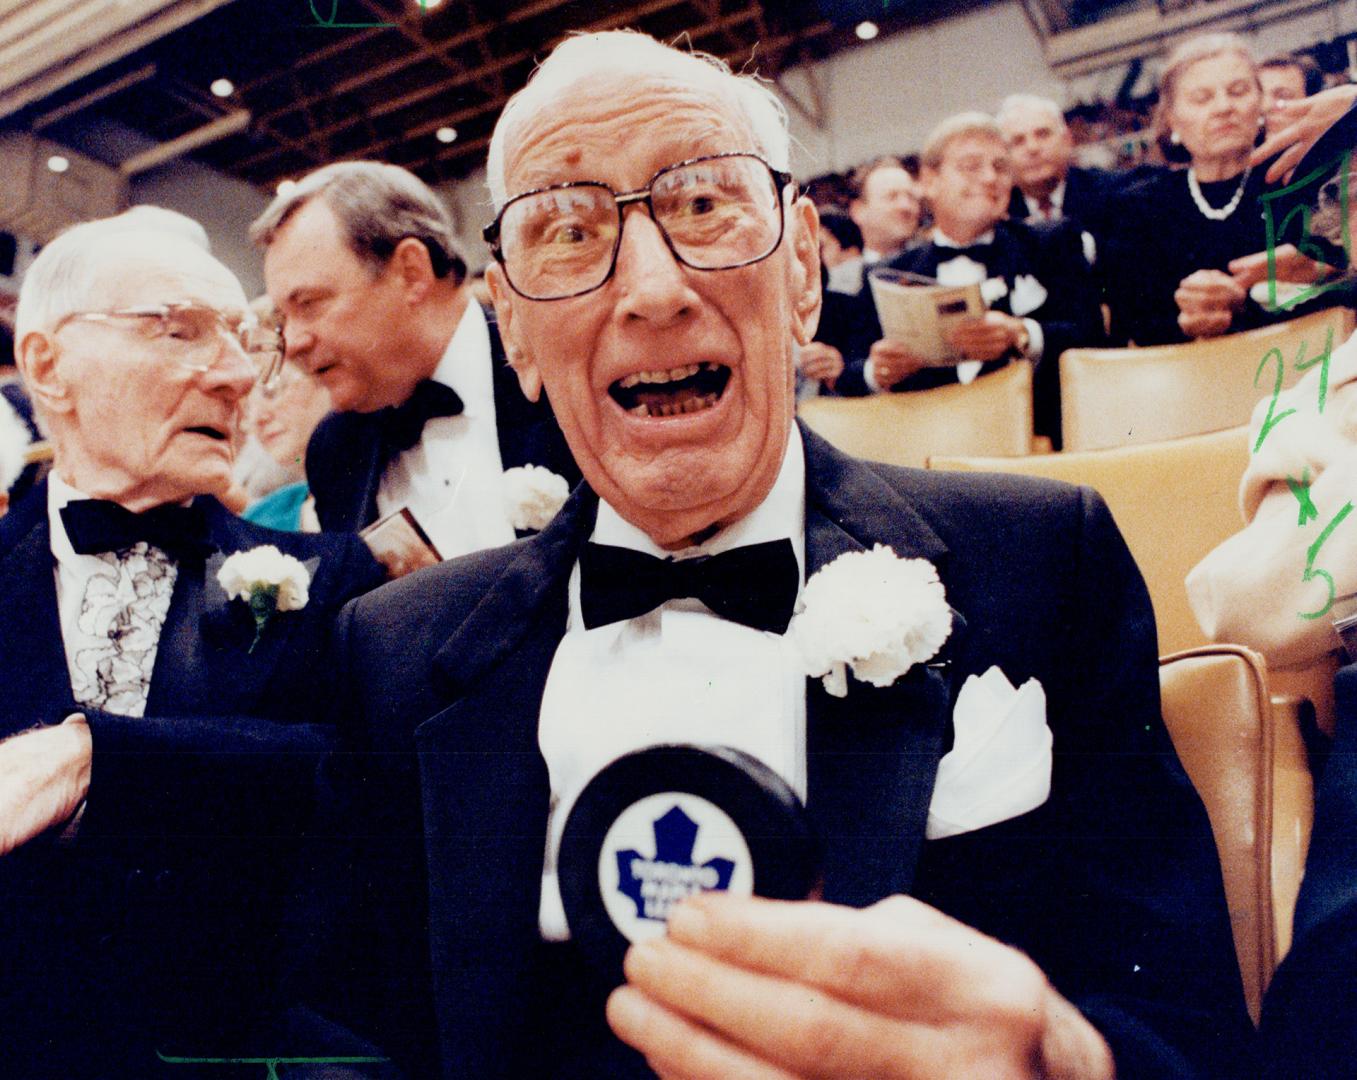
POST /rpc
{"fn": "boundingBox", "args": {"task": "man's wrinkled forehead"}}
[503,72,757,192]
[95,241,247,313]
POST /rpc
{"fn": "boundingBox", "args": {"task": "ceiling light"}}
[419,0,444,9]
[276,179,297,196]
[210,78,235,98]
[47,155,70,174]
[855,20,879,40]
[436,126,457,144]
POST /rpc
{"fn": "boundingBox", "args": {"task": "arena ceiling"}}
[1,0,989,191]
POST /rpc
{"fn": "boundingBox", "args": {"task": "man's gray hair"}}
[486,30,791,209]
[920,112,1005,170]
[250,161,466,283]
[14,213,222,346]
[996,94,1066,132]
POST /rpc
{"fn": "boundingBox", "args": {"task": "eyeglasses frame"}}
[483,152,796,301]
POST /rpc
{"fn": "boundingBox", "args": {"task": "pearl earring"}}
[1170,130,1181,146]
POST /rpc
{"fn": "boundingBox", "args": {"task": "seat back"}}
[797,362,1033,468]
[930,427,1250,655]
[1060,308,1356,451]
[1159,645,1304,1023]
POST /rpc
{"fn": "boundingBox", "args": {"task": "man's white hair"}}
[14,213,226,346]
[996,94,1067,132]
[486,30,790,209]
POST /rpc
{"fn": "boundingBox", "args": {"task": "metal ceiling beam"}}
[0,0,235,121]
[118,107,251,175]
[29,62,158,129]
[239,0,699,174]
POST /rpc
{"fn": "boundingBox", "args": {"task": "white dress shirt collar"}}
[1023,179,1066,219]
[933,228,996,249]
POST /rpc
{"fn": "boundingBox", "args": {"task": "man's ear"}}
[390,237,437,304]
[486,264,543,402]
[788,197,822,346]
[16,331,73,418]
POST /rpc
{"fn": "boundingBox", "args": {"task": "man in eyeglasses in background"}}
[0,216,384,1079]
[297,30,1251,1080]
[253,162,577,572]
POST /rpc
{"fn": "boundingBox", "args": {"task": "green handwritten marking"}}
[1252,346,1296,453]
[158,1052,390,1079]
[1260,149,1352,312]
[1292,325,1335,414]
[309,0,432,28]
[1299,501,1355,621]
[1287,467,1318,526]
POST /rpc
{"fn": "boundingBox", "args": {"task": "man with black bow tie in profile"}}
[299,31,1249,1080]
[0,217,383,1079]
[253,162,578,573]
[836,112,1104,447]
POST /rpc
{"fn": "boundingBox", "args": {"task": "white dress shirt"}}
[537,431,809,939]
[376,301,516,560]
[1021,179,1066,222]
[48,474,177,719]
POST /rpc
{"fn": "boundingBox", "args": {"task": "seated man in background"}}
[1259,53,1326,137]
[301,29,1250,1079]
[836,112,1104,446]
[847,155,922,267]
[253,161,578,569]
[0,218,384,1079]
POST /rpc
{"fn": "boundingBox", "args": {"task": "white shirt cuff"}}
[864,358,888,394]
[1022,319,1044,362]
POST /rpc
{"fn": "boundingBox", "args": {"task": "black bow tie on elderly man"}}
[579,538,800,634]
[384,380,465,452]
[61,499,213,562]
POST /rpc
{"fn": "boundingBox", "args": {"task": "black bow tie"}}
[385,380,465,452]
[935,242,993,266]
[61,499,212,562]
[579,539,800,634]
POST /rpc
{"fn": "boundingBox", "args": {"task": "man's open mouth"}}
[185,425,229,441]
[608,362,731,418]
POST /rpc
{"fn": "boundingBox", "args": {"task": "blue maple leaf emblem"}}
[617,804,736,921]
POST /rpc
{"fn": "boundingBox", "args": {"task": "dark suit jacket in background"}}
[297,425,1250,1079]
[0,482,384,1079]
[1007,164,1124,240]
[305,304,579,534]
[1260,662,1357,1077]
[832,219,1104,445]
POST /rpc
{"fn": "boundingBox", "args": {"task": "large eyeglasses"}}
[484,153,794,301]
[55,302,286,386]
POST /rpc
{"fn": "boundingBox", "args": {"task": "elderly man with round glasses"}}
[0,215,383,1079]
[307,30,1251,1080]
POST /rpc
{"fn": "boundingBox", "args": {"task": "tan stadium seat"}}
[797,361,1034,469]
[930,427,1250,656]
[1159,645,1313,1024]
[1060,307,1356,451]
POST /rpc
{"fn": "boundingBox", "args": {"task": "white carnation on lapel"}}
[216,545,311,652]
[791,544,951,698]
[503,465,570,531]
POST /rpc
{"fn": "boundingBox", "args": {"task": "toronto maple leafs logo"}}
[616,804,735,922]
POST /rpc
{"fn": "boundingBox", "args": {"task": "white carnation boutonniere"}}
[216,545,311,653]
[790,544,952,698]
[503,464,570,532]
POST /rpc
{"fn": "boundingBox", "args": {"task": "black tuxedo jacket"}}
[305,304,579,533]
[1260,663,1357,1077]
[833,219,1104,444]
[0,482,384,1079]
[301,426,1250,1079]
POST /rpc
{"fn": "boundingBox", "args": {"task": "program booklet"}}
[867,267,987,364]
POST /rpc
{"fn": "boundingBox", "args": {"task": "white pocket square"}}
[926,666,1052,840]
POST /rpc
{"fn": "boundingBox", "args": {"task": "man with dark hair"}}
[847,156,922,265]
[1259,54,1326,136]
[253,161,576,563]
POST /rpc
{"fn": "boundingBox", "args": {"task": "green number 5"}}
[1300,501,1355,620]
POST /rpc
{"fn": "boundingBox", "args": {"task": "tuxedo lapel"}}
[800,427,960,905]
[147,503,301,715]
[416,487,596,1073]
[0,492,75,734]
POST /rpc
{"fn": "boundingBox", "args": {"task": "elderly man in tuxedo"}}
[0,217,384,1078]
[836,112,1104,446]
[253,162,577,568]
[306,30,1251,1080]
